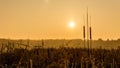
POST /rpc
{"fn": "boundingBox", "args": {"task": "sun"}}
[69,21,75,28]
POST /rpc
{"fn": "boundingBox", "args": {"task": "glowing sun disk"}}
[69,21,75,28]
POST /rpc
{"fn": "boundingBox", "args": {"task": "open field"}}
[0,47,120,68]
[0,39,120,68]
[0,39,120,49]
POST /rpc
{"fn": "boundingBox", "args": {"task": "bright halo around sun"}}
[69,21,75,29]
[45,0,49,3]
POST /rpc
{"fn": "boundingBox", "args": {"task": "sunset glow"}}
[0,0,120,40]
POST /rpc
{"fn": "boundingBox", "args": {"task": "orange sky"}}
[0,0,120,40]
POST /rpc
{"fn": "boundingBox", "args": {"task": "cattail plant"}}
[89,16,92,54]
[83,16,86,49]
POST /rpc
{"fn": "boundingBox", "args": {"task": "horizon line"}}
[0,37,120,41]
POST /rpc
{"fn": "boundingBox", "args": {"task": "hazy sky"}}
[0,0,120,40]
